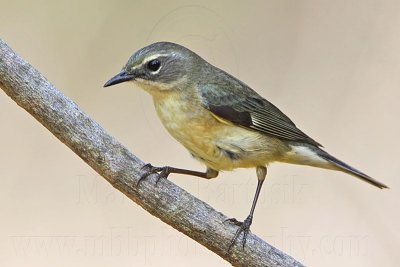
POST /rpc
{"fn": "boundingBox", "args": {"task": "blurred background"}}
[1,1,399,266]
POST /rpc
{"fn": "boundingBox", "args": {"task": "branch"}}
[0,38,304,267]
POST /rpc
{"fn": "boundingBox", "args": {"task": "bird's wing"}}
[199,81,322,147]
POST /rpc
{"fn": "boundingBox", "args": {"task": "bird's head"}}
[104,42,201,94]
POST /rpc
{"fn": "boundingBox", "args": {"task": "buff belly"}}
[153,92,291,171]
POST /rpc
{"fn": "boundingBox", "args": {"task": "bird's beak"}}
[104,70,135,87]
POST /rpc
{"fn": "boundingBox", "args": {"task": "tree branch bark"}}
[0,38,304,267]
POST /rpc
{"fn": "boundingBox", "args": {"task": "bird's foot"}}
[225,215,253,252]
[138,163,171,186]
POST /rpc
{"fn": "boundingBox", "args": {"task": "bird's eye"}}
[147,59,161,72]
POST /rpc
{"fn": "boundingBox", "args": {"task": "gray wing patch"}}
[200,84,321,147]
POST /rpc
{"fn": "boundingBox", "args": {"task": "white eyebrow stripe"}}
[142,53,170,64]
[129,53,170,71]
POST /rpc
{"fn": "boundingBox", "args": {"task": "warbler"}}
[104,41,388,250]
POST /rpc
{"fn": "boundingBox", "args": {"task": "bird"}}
[104,41,388,251]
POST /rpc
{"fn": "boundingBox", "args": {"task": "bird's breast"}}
[152,92,289,171]
[153,92,217,154]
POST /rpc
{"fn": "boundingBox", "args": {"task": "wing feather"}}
[199,79,321,147]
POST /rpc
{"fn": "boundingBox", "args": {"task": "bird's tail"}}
[317,149,388,189]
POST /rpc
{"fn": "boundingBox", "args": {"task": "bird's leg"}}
[138,163,218,185]
[226,166,267,252]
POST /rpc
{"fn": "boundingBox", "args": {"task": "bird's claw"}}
[226,215,253,252]
[137,163,171,186]
[223,217,242,226]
